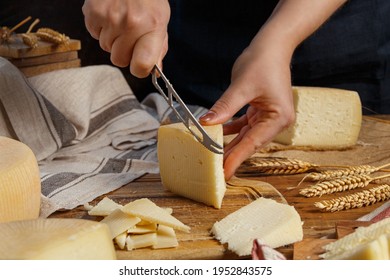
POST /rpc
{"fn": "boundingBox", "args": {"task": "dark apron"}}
[165,0,390,114]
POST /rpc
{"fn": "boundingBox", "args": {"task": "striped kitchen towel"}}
[0,57,207,217]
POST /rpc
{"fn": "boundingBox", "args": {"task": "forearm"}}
[251,0,348,59]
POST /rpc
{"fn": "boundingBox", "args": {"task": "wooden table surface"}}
[49,115,390,260]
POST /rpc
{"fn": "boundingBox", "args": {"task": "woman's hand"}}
[82,0,170,78]
[200,0,348,180]
[200,40,295,180]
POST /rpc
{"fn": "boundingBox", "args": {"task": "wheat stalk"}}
[21,33,38,48]
[236,157,318,175]
[1,16,32,44]
[36,27,69,44]
[314,184,390,212]
[305,165,380,181]
[299,173,390,197]
[21,18,40,48]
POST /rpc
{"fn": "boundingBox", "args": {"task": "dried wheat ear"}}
[36,28,69,45]
[304,162,390,181]
[0,16,32,44]
[299,173,390,198]
[236,157,319,175]
[21,18,40,48]
[314,184,390,212]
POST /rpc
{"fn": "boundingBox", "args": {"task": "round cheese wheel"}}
[0,218,117,259]
[0,136,41,222]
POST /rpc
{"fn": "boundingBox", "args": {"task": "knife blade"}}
[151,65,223,154]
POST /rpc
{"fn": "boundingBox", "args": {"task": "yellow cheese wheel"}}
[0,218,117,259]
[274,86,362,148]
[0,136,41,222]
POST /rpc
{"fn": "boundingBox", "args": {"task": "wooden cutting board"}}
[1,34,81,77]
[0,34,81,58]
[50,175,287,260]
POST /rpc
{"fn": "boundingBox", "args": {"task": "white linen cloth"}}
[0,57,207,217]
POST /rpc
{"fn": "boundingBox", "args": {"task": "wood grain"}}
[8,51,79,67]
[18,59,81,77]
[49,116,390,259]
[49,174,288,260]
[0,35,81,58]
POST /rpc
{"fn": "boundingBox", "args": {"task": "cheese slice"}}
[321,217,390,259]
[122,198,190,232]
[157,123,226,208]
[114,231,127,250]
[126,232,157,250]
[87,197,123,216]
[127,223,157,234]
[211,197,303,256]
[153,225,179,249]
[100,209,141,239]
[0,137,41,223]
[0,218,116,260]
[274,86,362,148]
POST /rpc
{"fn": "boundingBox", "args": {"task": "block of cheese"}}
[321,217,390,260]
[0,136,41,223]
[0,218,116,260]
[274,86,362,148]
[157,123,226,208]
[211,197,303,256]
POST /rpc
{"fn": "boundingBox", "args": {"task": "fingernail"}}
[199,110,217,122]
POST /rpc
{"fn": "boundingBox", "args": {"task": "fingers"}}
[110,33,136,67]
[82,0,170,78]
[199,83,252,126]
[82,1,102,40]
[130,30,168,78]
[223,114,289,180]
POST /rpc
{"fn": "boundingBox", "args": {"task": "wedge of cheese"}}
[274,86,362,148]
[321,217,390,260]
[0,136,41,223]
[0,218,116,260]
[211,197,303,256]
[157,123,226,208]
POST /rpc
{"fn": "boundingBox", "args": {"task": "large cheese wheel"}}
[0,137,41,222]
[0,218,117,259]
[274,86,362,148]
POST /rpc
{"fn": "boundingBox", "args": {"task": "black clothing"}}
[165,0,390,114]
[1,0,389,114]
